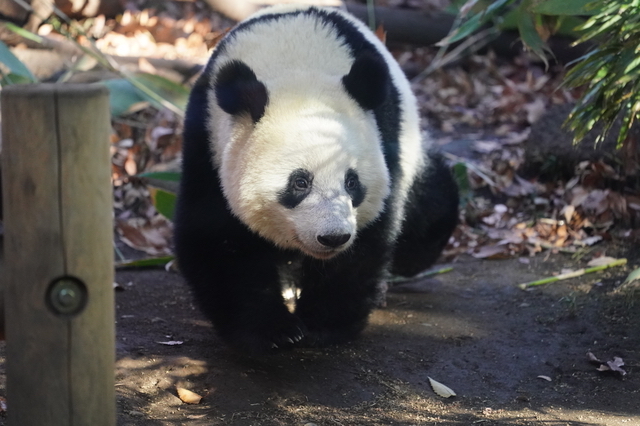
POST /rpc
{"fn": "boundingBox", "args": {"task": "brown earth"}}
[107,241,640,426]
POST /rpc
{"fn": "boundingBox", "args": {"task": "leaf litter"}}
[14,1,634,286]
[65,3,637,265]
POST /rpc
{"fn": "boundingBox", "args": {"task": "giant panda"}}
[174,5,458,352]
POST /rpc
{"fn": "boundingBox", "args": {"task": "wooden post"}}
[1,84,115,425]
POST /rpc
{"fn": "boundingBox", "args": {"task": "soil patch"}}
[108,242,640,425]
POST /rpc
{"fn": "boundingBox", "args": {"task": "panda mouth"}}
[306,249,340,260]
[297,241,342,260]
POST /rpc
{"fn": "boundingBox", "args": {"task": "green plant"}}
[564,0,640,148]
[440,0,640,149]
[0,3,188,116]
[440,0,593,67]
[0,42,37,85]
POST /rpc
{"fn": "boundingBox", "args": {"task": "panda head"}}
[213,51,391,259]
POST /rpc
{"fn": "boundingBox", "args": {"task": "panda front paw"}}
[222,311,307,353]
[269,323,306,349]
[298,324,362,348]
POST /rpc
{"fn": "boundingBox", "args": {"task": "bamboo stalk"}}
[388,266,453,284]
[518,258,627,290]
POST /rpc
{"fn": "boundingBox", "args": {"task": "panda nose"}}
[317,233,351,248]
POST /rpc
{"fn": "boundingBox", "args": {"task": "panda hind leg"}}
[391,151,459,277]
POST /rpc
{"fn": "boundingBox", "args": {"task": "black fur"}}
[345,169,366,208]
[278,169,313,209]
[215,60,268,123]
[174,7,458,353]
[342,50,389,110]
[391,151,459,277]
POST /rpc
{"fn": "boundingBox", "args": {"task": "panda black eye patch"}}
[278,169,313,209]
[345,169,366,207]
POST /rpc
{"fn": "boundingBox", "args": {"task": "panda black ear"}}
[342,50,389,111]
[214,60,269,123]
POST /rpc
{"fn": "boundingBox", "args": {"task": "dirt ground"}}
[105,240,640,426]
[0,236,638,425]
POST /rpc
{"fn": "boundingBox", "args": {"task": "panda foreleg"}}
[174,192,306,353]
[178,230,306,352]
[294,225,391,346]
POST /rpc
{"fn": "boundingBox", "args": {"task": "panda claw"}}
[295,327,305,341]
[271,342,279,349]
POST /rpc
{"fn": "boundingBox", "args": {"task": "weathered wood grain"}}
[1,84,114,425]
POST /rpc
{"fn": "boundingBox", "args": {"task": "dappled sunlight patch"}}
[116,355,208,379]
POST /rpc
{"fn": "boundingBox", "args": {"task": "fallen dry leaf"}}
[116,217,173,256]
[472,244,510,259]
[524,97,546,124]
[177,387,203,404]
[428,377,456,398]
[623,266,640,284]
[587,352,600,363]
[574,236,603,247]
[587,352,627,376]
[597,357,627,376]
[587,256,619,267]
[157,341,183,346]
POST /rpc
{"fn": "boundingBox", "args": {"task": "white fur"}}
[206,6,426,257]
[323,7,426,238]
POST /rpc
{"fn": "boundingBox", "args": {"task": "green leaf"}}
[440,0,512,45]
[102,73,188,116]
[624,266,640,284]
[116,255,175,269]
[497,7,520,30]
[1,72,35,85]
[583,14,622,40]
[555,16,588,37]
[532,0,599,15]
[617,104,634,149]
[3,22,44,43]
[483,0,513,16]
[439,13,484,45]
[623,52,640,75]
[137,171,181,182]
[0,40,37,82]
[452,162,472,207]
[516,9,553,66]
[149,187,177,221]
[129,72,189,114]
[102,78,150,116]
[445,0,472,14]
